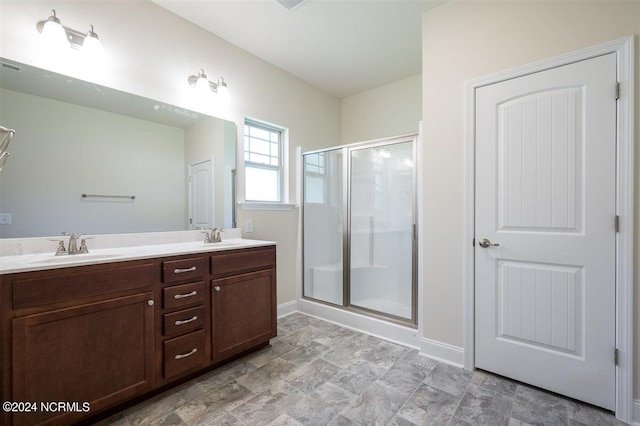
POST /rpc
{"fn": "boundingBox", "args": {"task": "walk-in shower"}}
[302,135,417,325]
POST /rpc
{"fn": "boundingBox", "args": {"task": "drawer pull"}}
[174,266,197,274]
[174,348,197,360]
[175,316,198,326]
[174,290,197,299]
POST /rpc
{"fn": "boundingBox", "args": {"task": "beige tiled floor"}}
[100,313,624,426]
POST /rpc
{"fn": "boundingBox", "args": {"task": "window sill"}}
[239,202,297,211]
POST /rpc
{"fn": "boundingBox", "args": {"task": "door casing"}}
[463,37,634,422]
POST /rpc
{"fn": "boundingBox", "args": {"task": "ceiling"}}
[151,0,444,98]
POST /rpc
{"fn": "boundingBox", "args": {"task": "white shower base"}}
[298,297,420,349]
[350,298,411,320]
[307,262,411,320]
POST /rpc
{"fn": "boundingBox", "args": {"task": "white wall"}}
[421,0,639,398]
[0,88,185,237]
[0,0,342,305]
[341,73,422,144]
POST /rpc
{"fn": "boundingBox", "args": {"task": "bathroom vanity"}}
[0,238,277,425]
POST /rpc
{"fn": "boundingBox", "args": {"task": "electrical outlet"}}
[245,219,254,233]
[0,213,11,225]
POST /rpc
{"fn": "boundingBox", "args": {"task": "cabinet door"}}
[11,292,154,426]
[211,269,276,361]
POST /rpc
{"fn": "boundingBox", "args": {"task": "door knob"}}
[478,238,500,248]
[214,286,221,292]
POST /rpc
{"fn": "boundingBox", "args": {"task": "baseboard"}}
[277,300,298,318]
[420,337,464,368]
[632,399,640,425]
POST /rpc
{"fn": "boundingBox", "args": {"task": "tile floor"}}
[102,313,624,426]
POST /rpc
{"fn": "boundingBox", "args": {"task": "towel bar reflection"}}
[82,194,136,200]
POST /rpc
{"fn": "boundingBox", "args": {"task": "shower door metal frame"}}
[302,134,418,327]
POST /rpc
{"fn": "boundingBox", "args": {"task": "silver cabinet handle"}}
[174,290,197,299]
[147,300,154,306]
[175,316,198,326]
[174,266,197,274]
[478,238,500,248]
[174,348,197,360]
[214,286,221,292]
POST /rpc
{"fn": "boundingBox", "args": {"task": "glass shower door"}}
[348,141,415,321]
[303,149,344,305]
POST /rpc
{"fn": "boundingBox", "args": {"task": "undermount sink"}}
[31,253,122,264]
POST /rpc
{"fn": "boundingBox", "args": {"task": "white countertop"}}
[0,238,275,275]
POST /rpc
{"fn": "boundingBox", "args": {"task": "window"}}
[304,152,327,204]
[244,120,284,202]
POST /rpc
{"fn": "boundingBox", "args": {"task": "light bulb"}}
[195,76,211,95]
[82,26,103,60]
[40,12,68,52]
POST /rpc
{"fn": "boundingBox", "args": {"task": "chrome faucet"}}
[211,227,223,243]
[49,232,91,255]
[199,227,223,244]
[67,233,81,254]
[199,227,212,243]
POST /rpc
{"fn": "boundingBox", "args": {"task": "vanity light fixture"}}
[37,9,67,51]
[36,10,104,56]
[188,69,231,105]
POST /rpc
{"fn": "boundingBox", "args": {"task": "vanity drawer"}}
[163,306,205,337]
[162,257,205,284]
[210,246,275,278]
[163,282,205,310]
[11,263,154,310]
[163,329,206,379]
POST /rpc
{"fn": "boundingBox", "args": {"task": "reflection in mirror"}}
[0,59,236,238]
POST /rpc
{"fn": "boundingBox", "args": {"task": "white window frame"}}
[241,118,294,210]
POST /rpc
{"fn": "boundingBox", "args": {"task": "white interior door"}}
[475,53,617,410]
[189,159,214,229]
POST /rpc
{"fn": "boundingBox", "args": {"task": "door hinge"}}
[189,218,192,225]
[615,215,620,233]
[615,82,620,100]
[614,348,619,366]
[472,238,475,247]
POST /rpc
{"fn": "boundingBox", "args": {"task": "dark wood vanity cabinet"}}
[1,261,156,426]
[211,246,277,361]
[11,292,155,426]
[159,256,208,381]
[0,244,277,426]
[211,270,277,361]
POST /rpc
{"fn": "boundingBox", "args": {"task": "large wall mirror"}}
[0,59,236,238]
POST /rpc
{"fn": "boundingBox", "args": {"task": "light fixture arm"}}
[36,9,100,50]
